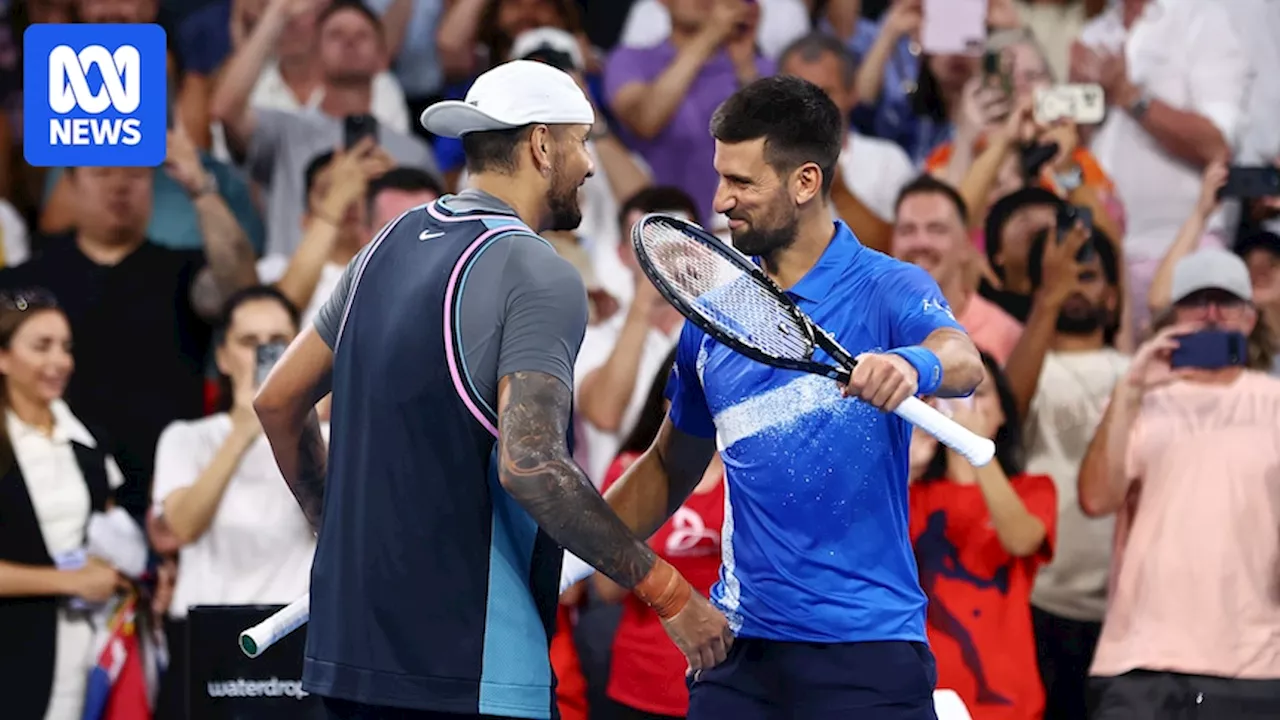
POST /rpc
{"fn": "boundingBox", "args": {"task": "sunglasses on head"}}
[0,288,59,312]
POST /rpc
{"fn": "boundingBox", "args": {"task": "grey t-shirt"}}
[314,190,588,407]
[247,108,441,258]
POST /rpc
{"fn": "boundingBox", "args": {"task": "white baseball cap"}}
[509,27,584,70]
[1170,247,1253,304]
[419,59,595,138]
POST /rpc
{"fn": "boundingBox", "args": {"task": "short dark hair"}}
[709,75,843,196]
[778,32,857,88]
[894,175,970,226]
[217,285,301,342]
[318,0,383,37]
[366,167,443,210]
[618,186,701,229]
[462,126,534,175]
[304,150,336,203]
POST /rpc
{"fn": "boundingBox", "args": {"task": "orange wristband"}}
[633,558,692,620]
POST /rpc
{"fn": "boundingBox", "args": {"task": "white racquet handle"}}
[559,552,596,593]
[894,396,995,467]
[239,594,310,658]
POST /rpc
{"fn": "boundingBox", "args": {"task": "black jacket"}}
[0,441,110,720]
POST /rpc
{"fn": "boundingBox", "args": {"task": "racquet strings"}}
[637,218,812,361]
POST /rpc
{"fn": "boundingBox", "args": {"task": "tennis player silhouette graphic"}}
[915,510,1013,706]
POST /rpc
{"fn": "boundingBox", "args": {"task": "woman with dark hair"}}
[592,348,724,720]
[148,286,316,718]
[0,288,130,720]
[909,351,1057,720]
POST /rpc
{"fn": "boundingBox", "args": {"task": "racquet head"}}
[630,213,821,367]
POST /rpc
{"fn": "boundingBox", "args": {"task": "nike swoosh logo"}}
[419,231,444,240]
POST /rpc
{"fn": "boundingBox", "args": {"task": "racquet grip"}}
[633,558,692,619]
[894,396,996,467]
[239,594,310,658]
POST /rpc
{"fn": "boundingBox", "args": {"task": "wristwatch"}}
[1127,90,1152,121]
[189,170,218,198]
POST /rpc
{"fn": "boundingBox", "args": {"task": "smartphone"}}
[1057,205,1095,262]
[1169,329,1247,370]
[1218,166,1280,199]
[343,114,378,148]
[1034,84,1106,125]
[982,50,1013,100]
[921,0,986,55]
[255,341,288,386]
[1020,141,1059,182]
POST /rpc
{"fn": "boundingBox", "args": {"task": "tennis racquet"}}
[239,593,309,658]
[631,213,995,467]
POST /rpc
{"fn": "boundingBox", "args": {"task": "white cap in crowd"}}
[509,27,584,70]
[1170,248,1253,304]
[419,59,594,138]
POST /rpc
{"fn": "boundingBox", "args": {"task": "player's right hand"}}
[659,590,735,672]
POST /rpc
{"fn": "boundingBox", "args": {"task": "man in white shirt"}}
[1072,0,1249,337]
[573,186,698,486]
[258,148,442,328]
[778,32,916,250]
[212,0,438,255]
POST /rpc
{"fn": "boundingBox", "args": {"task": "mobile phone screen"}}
[343,114,378,149]
[921,0,986,55]
[1220,166,1280,199]
[255,341,288,386]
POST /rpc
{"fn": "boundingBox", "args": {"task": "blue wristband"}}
[887,346,942,396]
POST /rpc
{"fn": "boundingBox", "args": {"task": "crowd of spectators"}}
[1,0,1279,718]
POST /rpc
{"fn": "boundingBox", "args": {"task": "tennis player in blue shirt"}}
[601,75,983,719]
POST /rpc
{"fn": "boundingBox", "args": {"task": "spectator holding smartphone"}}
[930,33,1120,244]
[148,287,318,718]
[910,352,1056,720]
[1080,248,1280,718]
[1003,221,1127,720]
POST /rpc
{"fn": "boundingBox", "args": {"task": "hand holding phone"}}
[1169,329,1247,370]
[343,114,378,149]
[1056,205,1095,262]
[1217,166,1280,200]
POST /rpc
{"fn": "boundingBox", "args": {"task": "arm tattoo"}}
[286,410,328,534]
[499,371,656,588]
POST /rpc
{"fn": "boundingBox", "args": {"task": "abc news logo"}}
[23,24,166,167]
[47,44,143,146]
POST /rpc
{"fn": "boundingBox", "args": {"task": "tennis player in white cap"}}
[255,59,731,720]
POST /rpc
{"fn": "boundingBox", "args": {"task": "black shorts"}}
[686,638,937,720]
[1090,670,1280,720]
[321,697,509,720]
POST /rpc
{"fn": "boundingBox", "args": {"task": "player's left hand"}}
[841,353,919,411]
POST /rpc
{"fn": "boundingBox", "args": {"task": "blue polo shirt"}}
[667,220,965,643]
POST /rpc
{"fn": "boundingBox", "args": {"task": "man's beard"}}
[1056,298,1107,334]
[546,167,583,232]
[730,201,799,259]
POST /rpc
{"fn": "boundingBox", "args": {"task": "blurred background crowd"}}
[1,0,1279,718]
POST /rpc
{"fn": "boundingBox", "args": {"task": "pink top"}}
[1092,371,1280,679]
[957,294,1023,365]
